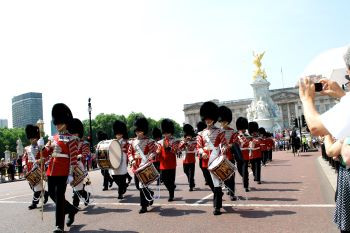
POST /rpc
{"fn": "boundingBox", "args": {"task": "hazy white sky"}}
[0,0,349,134]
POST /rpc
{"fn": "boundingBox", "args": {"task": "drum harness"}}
[136,143,160,202]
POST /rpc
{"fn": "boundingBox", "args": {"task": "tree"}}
[0,128,29,158]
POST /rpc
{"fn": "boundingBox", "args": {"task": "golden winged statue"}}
[253,51,267,79]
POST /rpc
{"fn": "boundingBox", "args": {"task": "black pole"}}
[88,98,93,152]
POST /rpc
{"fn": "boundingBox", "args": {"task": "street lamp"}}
[36,119,45,138]
[88,98,93,152]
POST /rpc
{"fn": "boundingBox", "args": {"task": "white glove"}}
[67,175,73,184]
[38,138,45,149]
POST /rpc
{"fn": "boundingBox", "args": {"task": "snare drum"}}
[70,166,86,187]
[96,140,122,169]
[135,162,160,186]
[25,166,44,187]
[208,156,235,181]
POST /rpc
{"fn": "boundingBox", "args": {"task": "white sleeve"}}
[320,93,350,140]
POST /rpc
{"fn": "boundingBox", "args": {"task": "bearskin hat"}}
[134,117,148,134]
[152,127,162,140]
[196,121,207,133]
[200,101,219,122]
[25,125,40,140]
[161,118,175,135]
[52,103,73,126]
[68,118,84,138]
[236,117,248,130]
[248,121,259,135]
[183,124,195,137]
[113,120,128,139]
[258,127,266,135]
[218,106,232,123]
[97,131,108,141]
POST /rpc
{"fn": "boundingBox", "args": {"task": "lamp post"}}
[88,98,93,152]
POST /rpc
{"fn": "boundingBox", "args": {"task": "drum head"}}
[108,140,122,169]
[208,156,223,169]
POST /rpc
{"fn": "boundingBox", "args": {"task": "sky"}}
[0,0,349,134]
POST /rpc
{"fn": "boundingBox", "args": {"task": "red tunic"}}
[260,138,267,152]
[157,137,180,170]
[23,145,49,172]
[78,140,90,166]
[222,127,235,161]
[233,131,261,160]
[44,133,78,177]
[127,137,157,172]
[178,138,197,164]
[196,126,226,168]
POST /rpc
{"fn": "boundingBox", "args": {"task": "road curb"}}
[317,156,337,192]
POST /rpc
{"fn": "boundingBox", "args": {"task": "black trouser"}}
[161,169,176,198]
[199,158,207,184]
[101,169,113,189]
[262,151,268,165]
[213,187,223,209]
[202,168,214,192]
[32,190,49,205]
[134,174,140,190]
[251,158,261,182]
[223,170,235,196]
[47,176,76,229]
[126,172,132,182]
[153,161,160,185]
[72,189,88,207]
[134,175,153,208]
[268,150,272,161]
[183,163,195,188]
[237,160,249,188]
[112,174,127,196]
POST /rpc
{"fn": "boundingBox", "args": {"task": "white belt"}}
[241,148,260,151]
[52,153,69,158]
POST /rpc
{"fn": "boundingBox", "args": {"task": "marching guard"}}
[156,119,180,201]
[23,124,49,210]
[68,118,91,207]
[218,106,237,201]
[127,117,157,214]
[197,101,230,215]
[178,124,197,191]
[248,122,263,184]
[43,103,79,233]
[110,120,130,199]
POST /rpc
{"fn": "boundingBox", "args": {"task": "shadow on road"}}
[184,198,211,204]
[247,197,298,202]
[262,181,302,185]
[250,187,300,192]
[223,206,296,218]
[151,206,206,217]
[69,224,139,233]
[82,205,132,215]
[299,154,314,157]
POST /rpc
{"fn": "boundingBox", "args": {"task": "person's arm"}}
[299,77,330,136]
[323,135,342,157]
[341,138,350,165]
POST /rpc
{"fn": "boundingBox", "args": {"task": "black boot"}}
[52,226,64,233]
[44,191,49,204]
[168,189,174,202]
[28,203,37,210]
[213,208,222,215]
[139,207,147,214]
[66,208,78,227]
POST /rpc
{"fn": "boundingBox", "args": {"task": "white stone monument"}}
[16,138,23,157]
[246,52,282,132]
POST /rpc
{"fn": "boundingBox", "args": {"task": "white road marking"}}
[0,200,335,208]
[0,193,32,201]
[194,193,213,204]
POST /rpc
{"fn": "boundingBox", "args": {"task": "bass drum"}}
[96,140,122,169]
